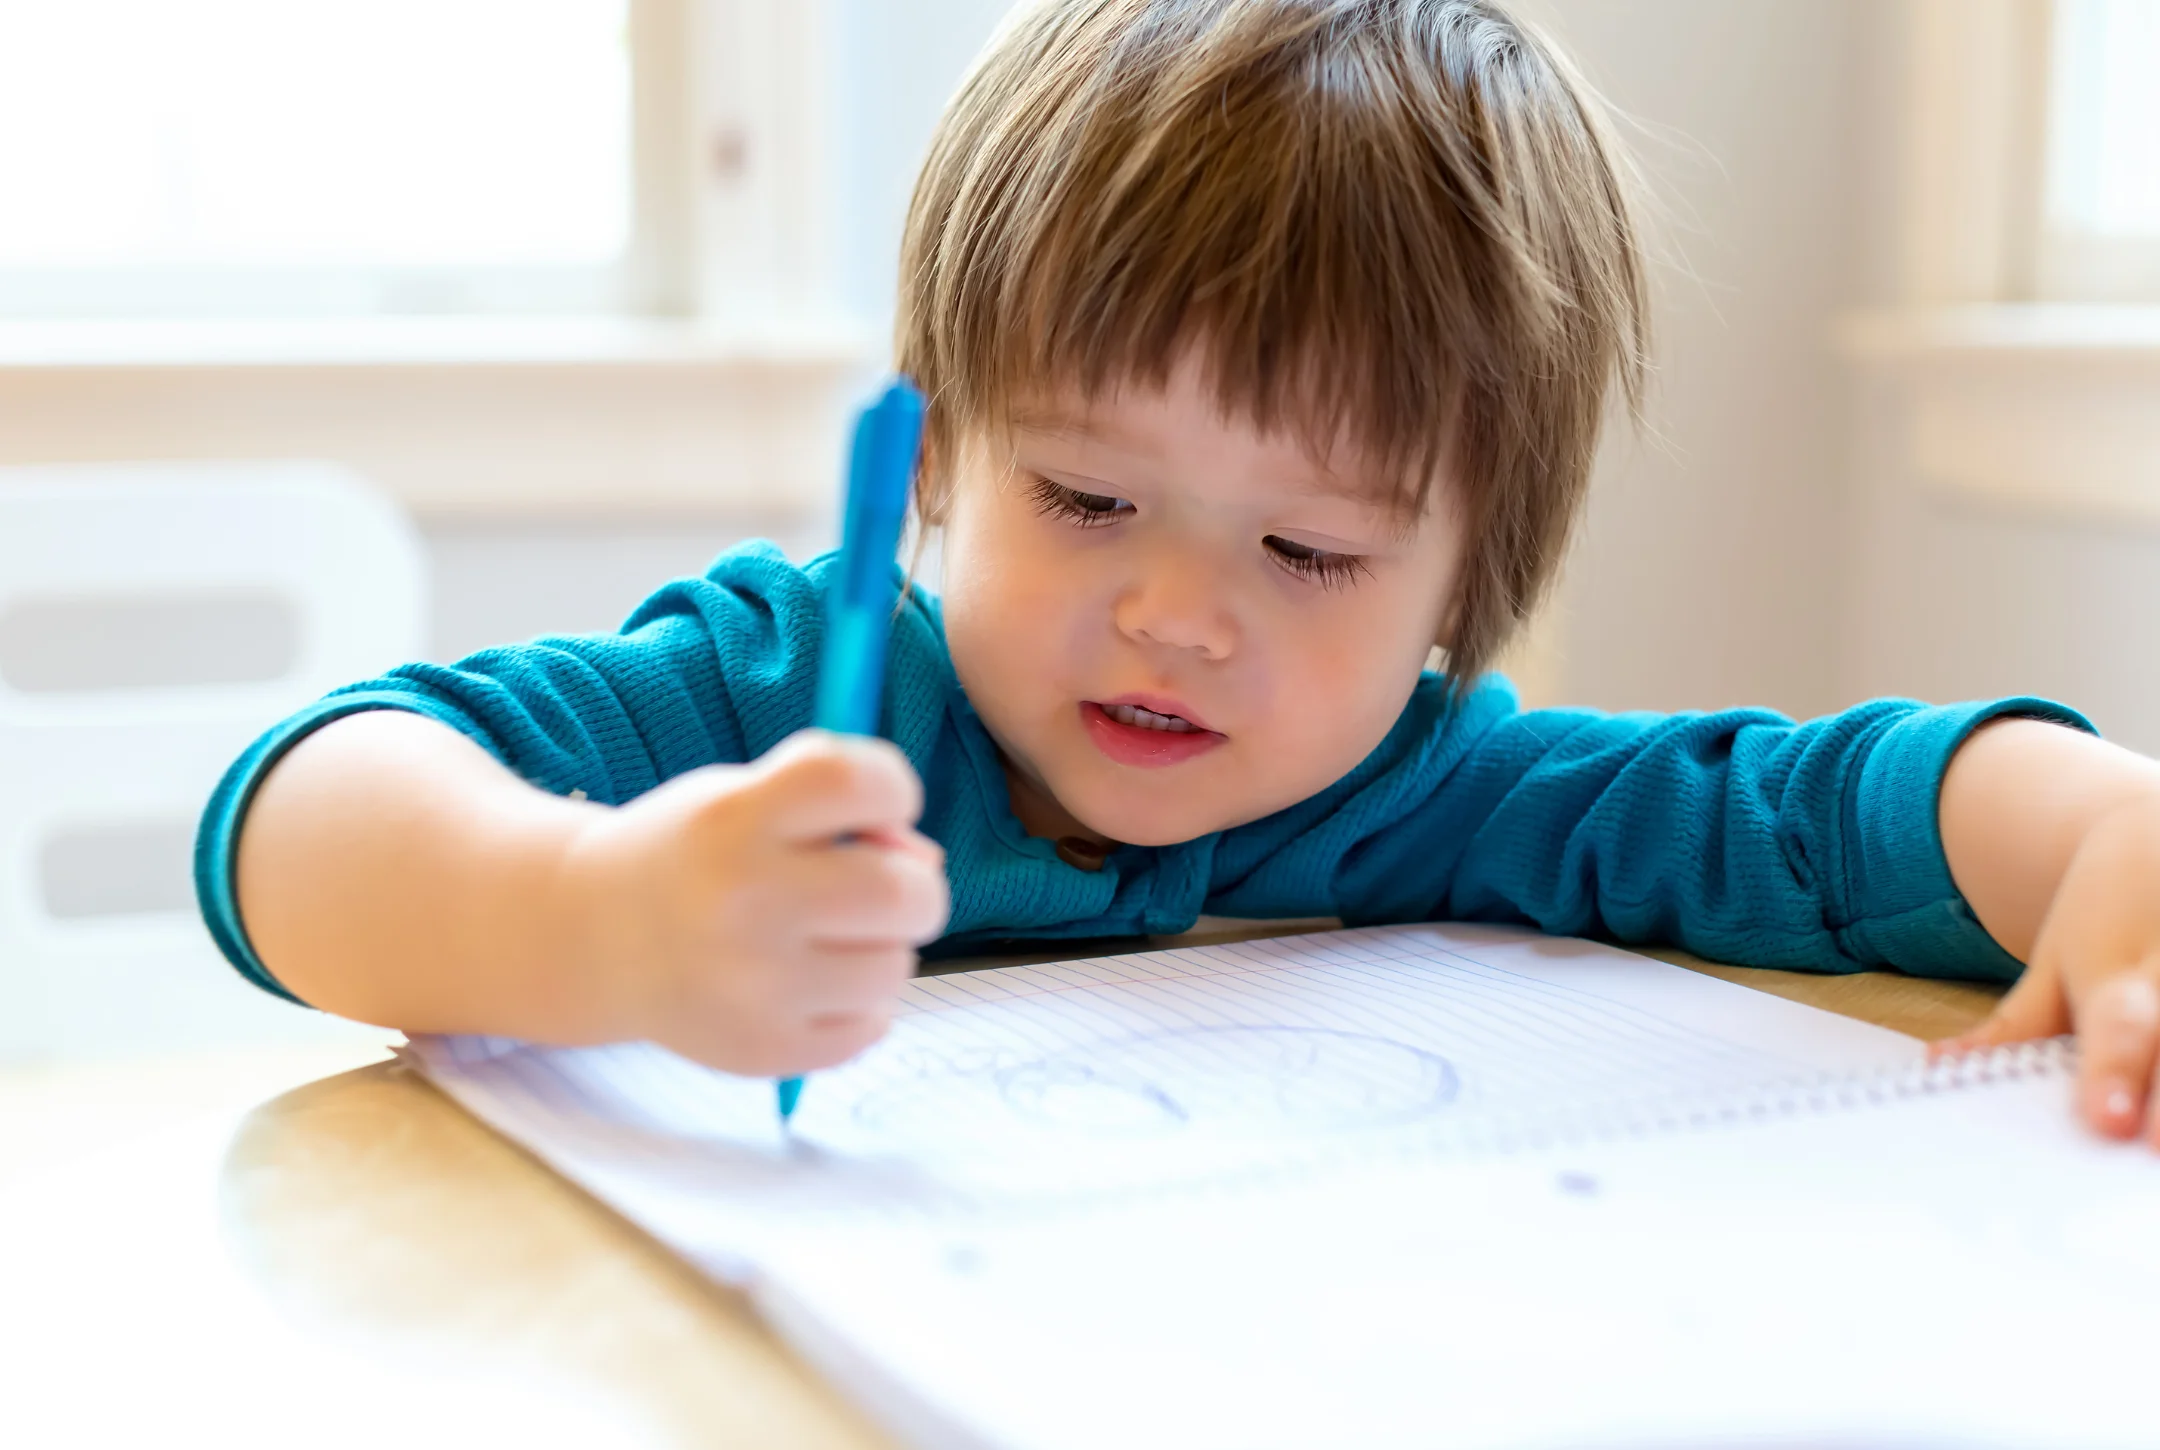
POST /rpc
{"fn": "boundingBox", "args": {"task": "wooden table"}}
[0,927,2006,1449]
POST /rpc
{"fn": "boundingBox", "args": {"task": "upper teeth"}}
[1106,703,1196,733]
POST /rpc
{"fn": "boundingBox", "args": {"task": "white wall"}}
[1511,0,1871,721]
[1843,401,2160,756]
[1829,15,2160,757]
[827,0,1020,330]
[425,513,832,661]
[1526,0,2160,752]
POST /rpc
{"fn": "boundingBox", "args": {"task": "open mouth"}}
[1080,700,1227,767]
[1099,701,1202,733]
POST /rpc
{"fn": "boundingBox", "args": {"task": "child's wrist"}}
[519,798,666,1044]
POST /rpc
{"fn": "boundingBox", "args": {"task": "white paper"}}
[399,925,2160,1449]
[757,1058,2160,1450]
[405,924,1918,1265]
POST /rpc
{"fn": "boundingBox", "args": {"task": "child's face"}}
[938,357,1463,847]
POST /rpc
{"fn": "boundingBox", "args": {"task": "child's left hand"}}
[1936,787,2160,1147]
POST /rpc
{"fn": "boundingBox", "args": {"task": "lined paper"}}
[402,924,2160,1450]
[406,923,1914,1266]
[758,1054,2160,1450]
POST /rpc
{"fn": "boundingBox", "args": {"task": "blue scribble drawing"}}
[854,1026,1459,1141]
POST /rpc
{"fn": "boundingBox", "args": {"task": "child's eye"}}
[1264,535,1371,590]
[1028,476,1132,528]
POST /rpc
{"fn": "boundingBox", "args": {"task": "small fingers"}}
[2072,970,2160,1142]
[781,943,919,1017]
[854,822,948,871]
[1932,957,2070,1059]
[797,839,951,945]
[660,1004,894,1079]
[791,1008,897,1073]
[752,732,925,844]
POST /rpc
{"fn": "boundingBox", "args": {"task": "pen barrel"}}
[787,379,925,1124]
[814,608,889,736]
[813,379,925,741]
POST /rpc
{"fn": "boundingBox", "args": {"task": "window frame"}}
[1840,0,2160,536]
[0,0,867,523]
[0,0,832,325]
[2035,0,2160,303]
[1898,0,2160,308]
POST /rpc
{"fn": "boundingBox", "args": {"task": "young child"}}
[200,0,2160,1144]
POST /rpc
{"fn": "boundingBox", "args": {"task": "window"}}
[0,0,674,316]
[2041,0,2160,301]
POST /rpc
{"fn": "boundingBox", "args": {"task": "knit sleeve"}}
[193,543,937,1003]
[1207,680,2094,982]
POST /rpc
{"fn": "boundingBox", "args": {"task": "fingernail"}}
[2120,978,2160,1026]
[2101,1080,2138,1123]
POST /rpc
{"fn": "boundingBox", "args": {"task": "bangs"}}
[899,0,1649,684]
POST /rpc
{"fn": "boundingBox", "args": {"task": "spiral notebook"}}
[405,924,2160,1450]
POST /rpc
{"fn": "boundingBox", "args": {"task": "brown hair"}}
[897,0,1649,685]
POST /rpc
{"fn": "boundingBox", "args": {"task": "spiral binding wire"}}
[943,1035,2085,1227]
[1429,1033,2080,1160]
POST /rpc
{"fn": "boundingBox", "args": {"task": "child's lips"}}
[1079,702,1228,768]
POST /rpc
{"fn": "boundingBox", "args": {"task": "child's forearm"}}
[1940,718,2160,1140]
[1939,719,2160,961]
[233,710,635,1041]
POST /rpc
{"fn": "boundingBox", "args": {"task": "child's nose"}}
[1112,557,1237,661]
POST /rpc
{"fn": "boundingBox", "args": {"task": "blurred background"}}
[0,0,2156,1123]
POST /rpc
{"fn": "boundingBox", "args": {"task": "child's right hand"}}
[557,731,950,1077]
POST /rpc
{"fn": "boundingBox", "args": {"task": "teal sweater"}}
[196,543,2086,1004]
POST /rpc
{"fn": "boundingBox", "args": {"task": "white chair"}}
[0,461,425,1064]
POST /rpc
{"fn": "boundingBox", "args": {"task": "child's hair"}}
[896,0,1650,685]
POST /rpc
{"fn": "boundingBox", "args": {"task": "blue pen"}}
[778,377,928,1126]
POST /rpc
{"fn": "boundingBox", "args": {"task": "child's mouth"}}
[1080,701,1227,768]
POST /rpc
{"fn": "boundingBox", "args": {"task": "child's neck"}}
[1000,755,1119,865]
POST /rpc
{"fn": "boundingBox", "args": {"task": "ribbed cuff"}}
[1839,697,2096,981]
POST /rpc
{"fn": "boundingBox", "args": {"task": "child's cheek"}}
[940,500,1086,713]
[1262,595,1432,790]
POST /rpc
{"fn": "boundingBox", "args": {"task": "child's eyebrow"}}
[1005,406,1111,444]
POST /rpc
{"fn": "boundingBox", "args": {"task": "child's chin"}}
[1072,792,1233,849]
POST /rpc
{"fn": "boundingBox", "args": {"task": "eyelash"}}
[1026,476,1372,589]
[1263,535,1372,590]
[1027,475,1130,528]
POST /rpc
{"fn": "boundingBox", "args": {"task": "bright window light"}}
[2048,0,2160,241]
[0,0,631,270]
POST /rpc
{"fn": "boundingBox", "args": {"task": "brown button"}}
[1054,836,1114,871]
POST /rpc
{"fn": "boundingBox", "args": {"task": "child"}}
[199,0,2160,1144]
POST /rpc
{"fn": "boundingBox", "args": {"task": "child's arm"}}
[235,709,947,1075]
[196,545,957,1076]
[1210,681,2160,1137]
[1937,719,2160,1142]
